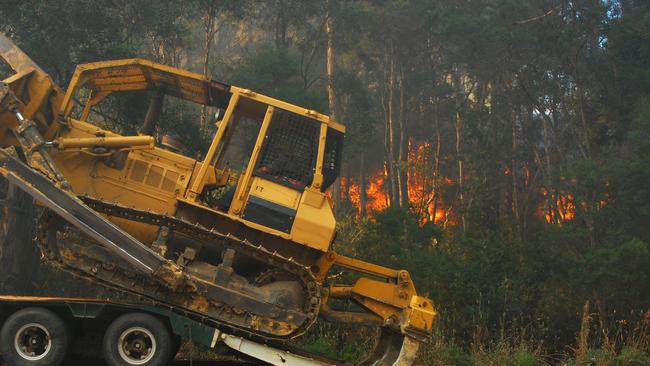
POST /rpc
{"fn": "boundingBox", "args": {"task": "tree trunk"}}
[200,4,218,131]
[572,49,592,161]
[386,48,398,207]
[397,69,409,207]
[275,0,289,49]
[141,91,164,135]
[541,112,558,225]
[593,289,611,351]
[360,152,367,217]
[453,68,466,233]
[344,164,351,211]
[456,108,466,232]
[576,300,591,365]
[325,0,341,209]
[432,97,441,223]
[511,110,520,225]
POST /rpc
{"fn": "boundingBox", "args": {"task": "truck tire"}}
[103,313,172,366]
[0,307,70,366]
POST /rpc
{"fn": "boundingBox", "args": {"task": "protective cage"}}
[255,109,320,189]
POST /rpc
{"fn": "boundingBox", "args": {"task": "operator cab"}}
[191,88,344,249]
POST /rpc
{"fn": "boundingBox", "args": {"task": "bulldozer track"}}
[36,196,321,344]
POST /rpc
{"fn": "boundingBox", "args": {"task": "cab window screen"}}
[322,128,343,191]
[256,109,319,188]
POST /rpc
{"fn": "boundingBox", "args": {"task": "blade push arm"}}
[315,252,436,341]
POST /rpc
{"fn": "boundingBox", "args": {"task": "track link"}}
[36,197,321,343]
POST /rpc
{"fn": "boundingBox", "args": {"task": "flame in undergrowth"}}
[539,190,611,225]
[407,140,454,225]
[338,139,610,227]
[342,170,389,213]
[539,190,576,224]
[340,140,454,226]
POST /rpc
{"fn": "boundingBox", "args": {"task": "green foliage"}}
[439,345,475,366]
[0,0,167,83]
[228,45,327,111]
[614,347,650,366]
[335,207,441,285]
[565,347,650,366]
[299,336,338,360]
[513,351,538,366]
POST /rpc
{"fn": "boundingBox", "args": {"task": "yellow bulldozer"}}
[0,33,435,365]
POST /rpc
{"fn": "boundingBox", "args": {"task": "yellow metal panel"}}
[130,160,148,182]
[145,164,164,187]
[60,59,232,120]
[229,106,274,215]
[403,296,437,332]
[303,188,325,208]
[93,83,149,92]
[188,92,240,199]
[231,86,346,133]
[60,67,85,118]
[290,188,335,251]
[91,75,147,87]
[333,254,400,279]
[49,119,193,218]
[311,123,327,189]
[352,277,411,309]
[66,119,120,137]
[328,120,345,133]
[176,196,293,240]
[161,170,180,192]
[248,177,301,210]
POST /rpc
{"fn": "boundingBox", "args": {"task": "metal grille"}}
[256,109,319,188]
[322,128,343,191]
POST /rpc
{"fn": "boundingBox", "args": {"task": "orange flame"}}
[339,140,611,227]
[340,140,453,226]
[407,140,453,225]
[538,190,576,224]
[341,171,389,213]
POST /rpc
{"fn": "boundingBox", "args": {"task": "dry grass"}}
[411,308,649,366]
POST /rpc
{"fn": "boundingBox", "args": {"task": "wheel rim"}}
[14,323,52,361]
[117,327,157,365]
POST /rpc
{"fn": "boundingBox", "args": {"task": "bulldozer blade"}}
[218,329,420,366]
[358,329,420,366]
[0,148,163,273]
[391,336,420,366]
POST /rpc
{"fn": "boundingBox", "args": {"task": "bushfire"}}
[539,190,576,224]
[338,140,587,227]
[340,140,454,226]
[341,171,454,226]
